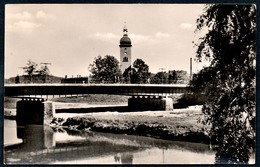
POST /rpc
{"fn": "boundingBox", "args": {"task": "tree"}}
[38,64,50,76]
[89,55,121,83]
[150,70,188,84]
[15,75,20,84]
[150,72,168,84]
[23,60,38,83]
[132,59,150,84]
[168,70,177,84]
[175,70,189,84]
[37,64,51,83]
[24,60,37,76]
[192,5,256,164]
[122,66,138,84]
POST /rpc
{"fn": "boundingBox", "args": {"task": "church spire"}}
[123,22,128,36]
[119,22,132,74]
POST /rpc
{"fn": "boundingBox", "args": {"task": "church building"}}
[119,25,132,74]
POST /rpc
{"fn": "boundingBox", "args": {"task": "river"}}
[4,119,255,164]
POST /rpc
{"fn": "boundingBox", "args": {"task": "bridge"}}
[5,83,188,98]
[4,84,189,125]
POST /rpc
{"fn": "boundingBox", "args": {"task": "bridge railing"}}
[4,83,189,97]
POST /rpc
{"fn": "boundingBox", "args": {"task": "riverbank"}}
[4,96,211,144]
[51,106,211,144]
[4,97,19,120]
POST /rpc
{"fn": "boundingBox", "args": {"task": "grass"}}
[4,95,210,143]
[53,108,210,144]
[50,94,129,105]
[4,97,19,109]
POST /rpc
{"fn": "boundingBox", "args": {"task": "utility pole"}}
[159,68,166,84]
[190,58,192,80]
[159,68,166,72]
[40,63,51,68]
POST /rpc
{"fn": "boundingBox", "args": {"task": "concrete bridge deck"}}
[5,83,189,98]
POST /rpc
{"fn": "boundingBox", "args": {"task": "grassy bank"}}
[4,95,211,144]
[52,107,211,144]
[50,94,129,105]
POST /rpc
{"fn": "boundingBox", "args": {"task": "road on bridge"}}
[5,84,189,98]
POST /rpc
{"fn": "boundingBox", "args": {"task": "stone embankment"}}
[51,107,211,144]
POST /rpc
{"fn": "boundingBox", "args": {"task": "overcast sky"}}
[5,4,210,78]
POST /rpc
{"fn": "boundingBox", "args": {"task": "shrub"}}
[174,93,207,109]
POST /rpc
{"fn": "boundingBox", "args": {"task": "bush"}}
[174,93,207,109]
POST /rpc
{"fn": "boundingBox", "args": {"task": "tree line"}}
[16,60,51,83]
[88,55,189,84]
[19,57,188,84]
[21,60,50,76]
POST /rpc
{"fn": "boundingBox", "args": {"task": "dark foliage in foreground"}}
[192,4,256,164]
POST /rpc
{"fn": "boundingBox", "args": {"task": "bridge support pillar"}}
[128,96,173,111]
[16,98,54,126]
[164,96,174,111]
[43,101,55,125]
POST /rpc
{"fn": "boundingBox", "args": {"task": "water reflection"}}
[4,120,217,164]
[5,125,140,164]
[114,153,133,164]
[16,125,55,149]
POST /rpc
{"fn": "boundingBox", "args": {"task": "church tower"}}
[119,25,132,74]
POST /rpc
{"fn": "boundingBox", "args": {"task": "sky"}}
[5,4,210,79]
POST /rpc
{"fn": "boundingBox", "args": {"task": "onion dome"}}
[119,26,132,47]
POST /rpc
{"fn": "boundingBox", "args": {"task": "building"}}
[119,25,132,74]
[61,76,88,84]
